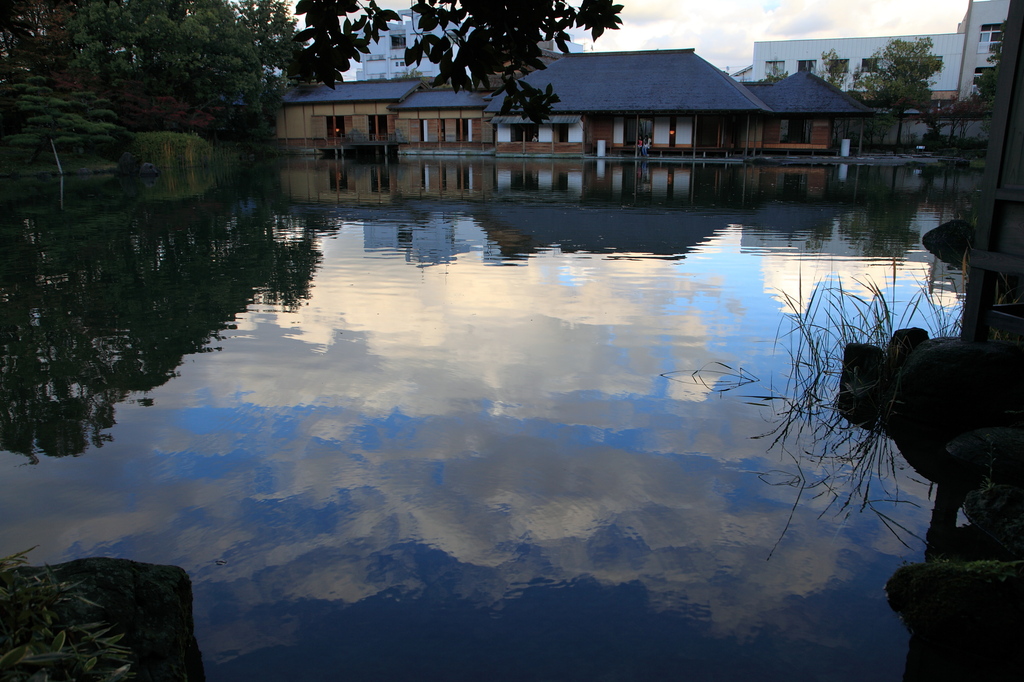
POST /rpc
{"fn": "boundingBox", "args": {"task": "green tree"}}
[916,94,989,146]
[856,37,944,146]
[230,0,297,140]
[0,0,74,138]
[5,76,125,161]
[762,69,789,83]
[0,168,325,460]
[67,0,263,131]
[820,48,848,89]
[976,28,1002,107]
[290,0,624,121]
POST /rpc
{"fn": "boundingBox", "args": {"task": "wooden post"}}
[50,138,63,175]
[961,0,1024,341]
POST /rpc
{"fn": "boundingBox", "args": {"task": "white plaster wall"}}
[751,33,964,93]
[677,117,694,145]
[958,0,1011,95]
[654,117,671,145]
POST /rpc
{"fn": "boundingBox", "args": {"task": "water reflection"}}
[0,159,982,681]
[0,170,327,461]
[284,157,976,264]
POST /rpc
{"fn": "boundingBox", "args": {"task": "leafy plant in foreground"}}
[0,550,133,682]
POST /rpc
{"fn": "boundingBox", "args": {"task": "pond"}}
[0,158,979,681]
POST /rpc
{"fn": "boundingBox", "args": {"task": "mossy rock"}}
[20,557,205,682]
[964,484,1024,559]
[886,560,1024,654]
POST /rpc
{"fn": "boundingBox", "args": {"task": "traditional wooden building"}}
[484,49,872,157]
[275,80,422,155]
[387,90,493,152]
[744,72,873,154]
[485,50,770,157]
[276,49,873,158]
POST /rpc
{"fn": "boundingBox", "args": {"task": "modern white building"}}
[740,0,1008,99]
[355,9,444,81]
[354,8,585,81]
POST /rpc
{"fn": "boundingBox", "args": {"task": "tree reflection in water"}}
[0,171,327,462]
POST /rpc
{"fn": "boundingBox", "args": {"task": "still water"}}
[0,158,978,680]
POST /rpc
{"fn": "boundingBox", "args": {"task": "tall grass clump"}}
[0,550,133,682]
[760,269,963,530]
[129,132,212,168]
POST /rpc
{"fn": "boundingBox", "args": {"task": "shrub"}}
[129,132,212,167]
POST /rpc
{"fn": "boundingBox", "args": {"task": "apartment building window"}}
[860,57,879,72]
[394,61,404,67]
[973,66,994,94]
[367,55,385,61]
[980,23,1003,43]
[826,58,849,73]
[797,60,816,73]
[765,60,785,77]
[979,23,1003,53]
[391,34,407,49]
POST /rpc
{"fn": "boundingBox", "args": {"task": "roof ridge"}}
[563,48,697,57]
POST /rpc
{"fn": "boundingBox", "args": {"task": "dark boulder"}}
[963,484,1024,559]
[36,557,205,682]
[139,162,161,177]
[887,326,929,368]
[117,151,136,176]
[948,428,1024,488]
[837,342,885,424]
[886,337,1024,443]
[922,218,973,267]
[886,559,1024,654]
[837,328,929,426]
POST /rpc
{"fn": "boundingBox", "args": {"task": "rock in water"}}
[947,428,1024,489]
[887,338,1024,442]
[886,559,1024,654]
[117,152,136,176]
[36,557,205,682]
[921,218,973,267]
[964,484,1024,559]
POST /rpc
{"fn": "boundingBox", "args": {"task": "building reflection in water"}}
[280,157,976,304]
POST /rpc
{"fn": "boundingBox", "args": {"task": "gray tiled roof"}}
[484,50,771,114]
[388,90,488,110]
[283,80,422,104]
[745,72,874,115]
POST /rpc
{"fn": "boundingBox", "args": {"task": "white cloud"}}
[348,0,970,76]
[569,0,968,69]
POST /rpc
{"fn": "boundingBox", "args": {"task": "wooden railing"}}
[278,134,403,148]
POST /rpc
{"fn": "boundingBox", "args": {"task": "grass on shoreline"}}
[0,139,283,178]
